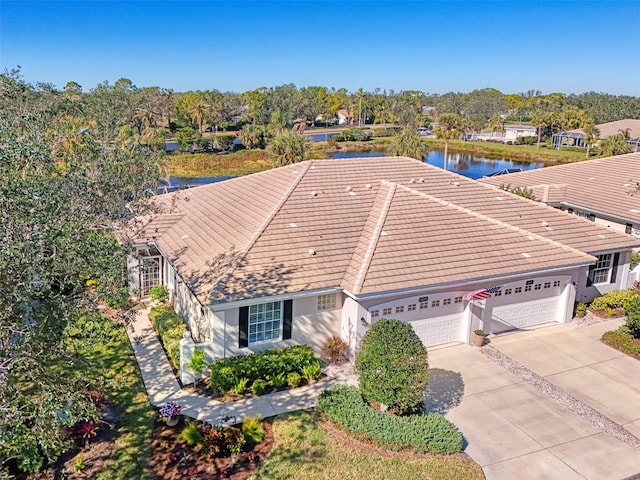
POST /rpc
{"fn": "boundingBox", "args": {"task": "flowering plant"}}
[159,401,183,420]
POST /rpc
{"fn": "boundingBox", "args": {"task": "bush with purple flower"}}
[159,401,183,420]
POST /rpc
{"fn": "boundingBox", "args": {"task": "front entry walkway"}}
[126,304,358,425]
[428,319,640,480]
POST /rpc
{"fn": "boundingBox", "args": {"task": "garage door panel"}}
[490,296,563,333]
[410,312,462,347]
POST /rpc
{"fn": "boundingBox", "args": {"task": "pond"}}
[331,150,543,180]
[164,150,543,190]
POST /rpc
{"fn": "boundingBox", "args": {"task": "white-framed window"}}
[591,254,612,284]
[249,301,282,344]
[317,293,337,311]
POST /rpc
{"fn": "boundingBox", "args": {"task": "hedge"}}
[589,289,640,316]
[209,345,318,394]
[602,327,640,356]
[149,305,186,370]
[318,385,462,455]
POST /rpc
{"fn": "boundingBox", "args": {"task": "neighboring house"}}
[481,152,640,239]
[336,109,353,125]
[552,119,640,151]
[128,157,639,361]
[467,124,537,143]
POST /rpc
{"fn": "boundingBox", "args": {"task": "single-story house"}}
[467,124,537,143]
[128,157,640,360]
[480,152,640,240]
[336,109,353,125]
[552,119,640,151]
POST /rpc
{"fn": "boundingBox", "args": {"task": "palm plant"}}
[270,130,310,166]
[583,123,600,158]
[387,128,428,160]
[435,113,463,169]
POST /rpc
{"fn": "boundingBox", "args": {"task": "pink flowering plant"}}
[159,401,183,420]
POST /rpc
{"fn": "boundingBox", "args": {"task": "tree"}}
[240,124,271,149]
[0,72,161,473]
[583,123,600,159]
[387,128,428,160]
[269,130,310,166]
[530,109,558,149]
[435,112,463,167]
[600,129,633,157]
[355,319,429,415]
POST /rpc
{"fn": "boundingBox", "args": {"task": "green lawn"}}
[253,411,484,480]
[69,313,155,479]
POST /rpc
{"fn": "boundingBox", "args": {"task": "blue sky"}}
[1,1,639,95]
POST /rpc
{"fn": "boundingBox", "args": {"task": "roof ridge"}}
[351,181,397,295]
[394,181,596,261]
[209,161,314,295]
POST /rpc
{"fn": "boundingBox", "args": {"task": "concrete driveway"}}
[428,320,640,480]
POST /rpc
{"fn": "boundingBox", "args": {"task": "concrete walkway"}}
[126,305,357,425]
[428,319,640,480]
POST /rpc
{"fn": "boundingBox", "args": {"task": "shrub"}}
[203,425,225,457]
[287,372,301,388]
[322,336,348,363]
[224,426,246,455]
[251,379,266,396]
[178,420,204,447]
[216,134,236,151]
[149,305,187,370]
[301,361,322,381]
[625,299,640,338]
[335,128,372,142]
[355,319,429,415]
[241,415,266,444]
[631,252,640,270]
[270,372,286,389]
[575,303,587,318]
[101,286,129,309]
[318,385,462,454]
[188,347,207,387]
[209,345,319,393]
[602,327,640,356]
[230,377,249,395]
[149,285,168,302]
[589,289,640,316]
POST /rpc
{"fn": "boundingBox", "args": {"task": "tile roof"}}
[480,152,640,224]
[565,119,640,139]
[133,157,640,305]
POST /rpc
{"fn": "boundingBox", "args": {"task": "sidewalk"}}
[125,304,358,424]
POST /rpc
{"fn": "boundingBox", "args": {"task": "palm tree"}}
[387,128,428,160]
[270,130,310,166]
[600,130,633,157]
[435,113,462,170]
[583,123,600,159]
[187,97,209,133]
[530,109,558,149]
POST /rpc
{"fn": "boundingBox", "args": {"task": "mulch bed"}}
[147,417,274,480]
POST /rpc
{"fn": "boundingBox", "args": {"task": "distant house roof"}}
[564,119,640,140]
[504,124,537,131]
[133,157,639,305]
[337,109,352,118]
[481,152,640,224]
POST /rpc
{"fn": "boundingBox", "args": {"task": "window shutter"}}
[586,264,595,287]
[610,252,620,284]
[239,306,249,348]
[282,299,293,340]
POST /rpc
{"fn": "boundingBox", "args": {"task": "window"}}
[408,304,416,311]
[626,223,633,234]
[141,257,161,296]
[431,300,440,307]
[395,306,404,313]
[494,290,502,296]
[514,287,522,294]
[524,285,532,292]
[419,301,429,309]
[591,254,612,284]
[454,296,462,304]
[553,280,560,287]
[505,288,512,295]
[383,308,392,315]
[371,310,379,318]
[443,298,451,305]
[249,301,282,344]
[534,283,542,290]
[317,293,336,311]
[544,282,551,289]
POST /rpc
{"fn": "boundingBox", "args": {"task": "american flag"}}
[463,285,503,301]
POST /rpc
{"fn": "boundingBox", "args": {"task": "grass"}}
[253,411,484,480]
[70,313,155,480]
[165,149,274,177]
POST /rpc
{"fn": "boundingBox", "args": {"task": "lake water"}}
[331,150,543,180]
[167,150,543,188]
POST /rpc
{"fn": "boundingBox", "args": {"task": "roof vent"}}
[311,191,318,197]
[308,249,316,255]
[184,194,191,201]
[630,209,640,213]
[419,178,425,183]
[346,186,353,191]
[526,235,535,240]
[349,191,356,196]
[588,177,596,180]
[521,252,531,258]
[181,234,189,239]
[496,196,504,200]
[380,230,388,236]
[450,181,460,187]
[410,178,416,183]
[365,184,372,189]
[289,223,297,228]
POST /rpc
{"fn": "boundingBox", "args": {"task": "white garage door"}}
[490,285,565,333]
[411,313,462,347]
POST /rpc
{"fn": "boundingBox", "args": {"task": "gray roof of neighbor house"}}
[133,157,640,305]
[481,152,640,224]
